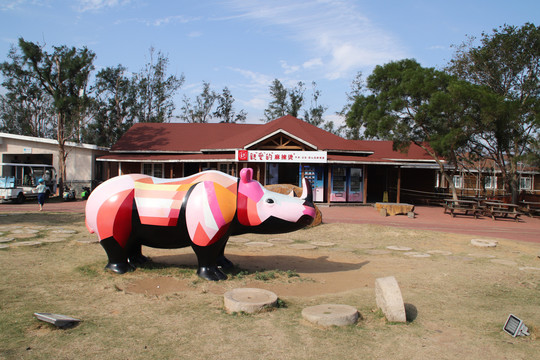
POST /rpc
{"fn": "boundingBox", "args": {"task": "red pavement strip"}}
[0,199,538,244]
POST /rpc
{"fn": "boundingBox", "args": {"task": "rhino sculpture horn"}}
[300,178,313,204]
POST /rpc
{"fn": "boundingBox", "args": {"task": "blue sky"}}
[1,0,538,125]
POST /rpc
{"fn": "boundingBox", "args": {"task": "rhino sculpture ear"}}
[240,168,253,183]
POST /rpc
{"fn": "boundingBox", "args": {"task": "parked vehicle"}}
[0,163,57,204]
[63,185,76,201]
[81,186,91,200]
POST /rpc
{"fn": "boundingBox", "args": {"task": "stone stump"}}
[375,276,406,323]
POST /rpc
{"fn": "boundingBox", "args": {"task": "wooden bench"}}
[520,201,540,217]
[482,202,524,222]
[443,199,483,219]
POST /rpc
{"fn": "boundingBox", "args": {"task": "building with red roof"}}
[99,115,539,203]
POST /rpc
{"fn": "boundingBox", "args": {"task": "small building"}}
[98,115,444,203]
[0,132,109,193]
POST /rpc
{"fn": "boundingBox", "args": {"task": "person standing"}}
[34,178,49,211]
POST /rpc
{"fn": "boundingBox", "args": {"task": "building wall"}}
[0,134,108,187]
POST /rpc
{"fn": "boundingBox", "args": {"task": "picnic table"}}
[520,200,540,217]
[375,202,414,216]
[482,201,523,222]
[443,199,483,219]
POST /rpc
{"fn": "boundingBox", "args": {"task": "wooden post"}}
[363,164,368,204]
[396,166,401,203]
[326,165,332,203]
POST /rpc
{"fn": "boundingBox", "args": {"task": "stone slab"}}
[268,238,294,244]
[302,304,359,327]
[11,241,42,247]
[490,259,517,266]
[471,239,498,248]
[403,252,431,258]
[364,249,392,255]
[224,288,278,314]
[287,244,317,250]
[245,242,274,248]
[228,237,251,243]
[375,276,406,323]
[387,246,413,251]
[426,250,453,256]
[310,241,335,247]
[0,237,15,243]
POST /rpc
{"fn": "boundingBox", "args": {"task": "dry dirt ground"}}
[0,208,539,359]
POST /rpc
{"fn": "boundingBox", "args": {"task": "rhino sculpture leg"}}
[100,236,135,274]
[190,234,230,281]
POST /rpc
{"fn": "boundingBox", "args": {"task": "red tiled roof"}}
[109,115,437,163]
[112,115,369,153]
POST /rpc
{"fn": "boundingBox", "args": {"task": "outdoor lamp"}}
[503,314,530,337]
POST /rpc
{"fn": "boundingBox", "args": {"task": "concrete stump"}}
[302,304,359,327]
[224,288,278,314]
[375,276,406,323]
[379,208,387,217]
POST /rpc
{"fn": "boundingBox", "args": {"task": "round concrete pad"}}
[224,288,278,314]
[302,304,359,327]
[375,276,406,323]
[387,246,413,251]
[470,239,498,247]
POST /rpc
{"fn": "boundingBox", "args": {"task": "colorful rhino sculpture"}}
[85,168,316,281]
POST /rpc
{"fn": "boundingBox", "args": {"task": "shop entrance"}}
[265,163,299,186]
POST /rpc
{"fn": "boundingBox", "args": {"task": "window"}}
[453,175,463,189]
[141,163,164,178]
[520,176,532,191]
[484,176,497,189]
[218,163,234,175]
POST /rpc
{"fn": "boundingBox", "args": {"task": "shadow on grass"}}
[405,303,418,322]
[151,253,369,274]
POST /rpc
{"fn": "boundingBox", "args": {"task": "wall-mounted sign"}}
[236,150,327,163]
[23,148,32,154]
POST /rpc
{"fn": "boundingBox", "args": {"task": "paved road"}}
[1,199,538,243]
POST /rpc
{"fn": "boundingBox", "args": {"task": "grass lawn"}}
[0,212,539,359]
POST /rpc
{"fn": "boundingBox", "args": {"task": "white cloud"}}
[303,57,323,69]
[77,0,130,12]
[115,14,200,27]
[280,60,300,74]
[223,0,406,79]
[1,0,48,12]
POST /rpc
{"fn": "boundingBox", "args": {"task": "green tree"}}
[0,46,54,137]
[178,81,217,123]
[447,23,540,203]
[17,38,95,193]
[83,65,135,147]
[287,81,305,118]
[346,59,472,200]
[132,47,184,123]
[303,81,327,127]
[213,86,247,123]
[263,79,288,122]
[339,72,365,139]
